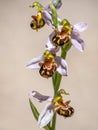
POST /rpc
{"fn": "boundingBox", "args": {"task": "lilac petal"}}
[29,91,53,102]
[71,30,85,51]
[46,47,60,54]
[42,10,52,26]
[38,103,54,128]
[46,32,60,52]
[52,0,62,9]
[71,38,85,52]
[49,31,55,43]
[46,35,56,49]
[45,0,62,10]
[56,56,68,76]
[73,22,88,32]
[26,55,43,69]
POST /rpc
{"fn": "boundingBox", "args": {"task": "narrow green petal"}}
[29,99,51,130]
[29,99,39,121]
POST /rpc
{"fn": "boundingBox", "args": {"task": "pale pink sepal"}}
[38,103,54,128]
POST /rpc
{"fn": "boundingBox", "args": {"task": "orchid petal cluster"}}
[47,20,88,52]
[30,0,62,31]
[27,0,87,130]
[29,89,74,128]
[26,49,68,78]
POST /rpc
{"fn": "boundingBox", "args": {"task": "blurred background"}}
[0,0,98,130]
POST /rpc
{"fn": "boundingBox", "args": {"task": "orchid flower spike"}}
[46,19,88,52]
[29,89,74,128]
[26,49,68,78]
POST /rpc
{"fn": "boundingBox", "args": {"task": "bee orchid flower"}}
[29,89,74,128]
[26,50,68,78]
[30,4,52,31]
[46,20,88,52]
[30,0,62,31]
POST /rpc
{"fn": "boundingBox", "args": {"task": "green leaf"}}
[29,99,39,121]
[50,2,58,28]
[29,99,51,130]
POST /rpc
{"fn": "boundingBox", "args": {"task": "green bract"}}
[50,2,58,28]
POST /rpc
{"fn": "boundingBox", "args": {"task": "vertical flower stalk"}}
[27,0,87,130]
[51,42,72,130]
[52,42,72,96]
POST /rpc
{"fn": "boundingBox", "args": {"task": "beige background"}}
[0,0,98,130]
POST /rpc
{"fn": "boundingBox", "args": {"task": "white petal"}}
[71,38,85,52]
[38,103,54,128]
[73,22,88,32]
[26,63,40,69]
[29,91,53,102]
[56,56,68,76]
[58,25,63,32]
[26,55,43,69]
[57,66,67,76]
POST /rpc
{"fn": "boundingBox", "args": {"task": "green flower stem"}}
[51,42,72,130]
[44,125,51,130]
[51,113,56,130]
[53,72,62,95]
[53,42,72,95]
